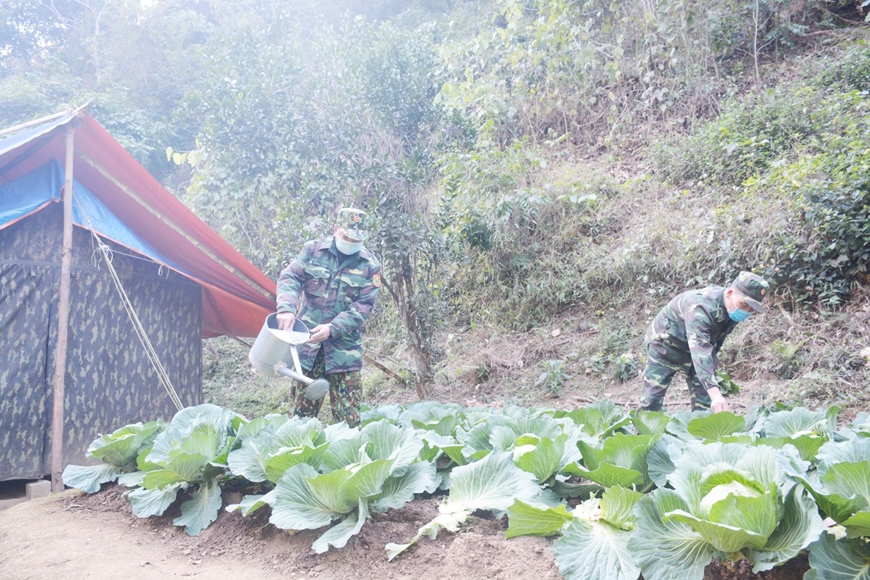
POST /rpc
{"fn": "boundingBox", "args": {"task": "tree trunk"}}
[381,256,433,399]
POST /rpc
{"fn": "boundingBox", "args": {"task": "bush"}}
[815,41,870,92]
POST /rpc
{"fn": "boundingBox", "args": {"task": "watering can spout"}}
[249,314,329,401]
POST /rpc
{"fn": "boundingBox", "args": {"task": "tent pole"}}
[50,124,76,493]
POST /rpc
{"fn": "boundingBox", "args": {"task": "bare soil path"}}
[0,484,560,580]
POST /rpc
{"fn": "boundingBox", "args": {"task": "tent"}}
[0,110,276,482]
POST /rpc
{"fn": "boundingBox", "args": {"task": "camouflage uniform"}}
[639,272,769,411]
[276,210,381,426]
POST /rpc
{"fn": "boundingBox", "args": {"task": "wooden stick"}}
[51,124,76,493]
[229,335,252,349]
[363,354,406,383]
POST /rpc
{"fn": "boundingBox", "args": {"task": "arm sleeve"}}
[329,265,381,339]
[276,242,313,314]
[684,301,720,392]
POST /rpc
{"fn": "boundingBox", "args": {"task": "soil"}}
[0,484,560,580]
[0,482,811,580]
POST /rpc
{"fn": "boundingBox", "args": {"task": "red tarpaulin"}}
[0,112,275,338]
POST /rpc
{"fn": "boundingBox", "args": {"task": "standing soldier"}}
[276,208,381,427]
[638,271,769,414]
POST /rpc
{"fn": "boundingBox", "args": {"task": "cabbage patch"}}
[630,442,823,580]
[62,420,165,493]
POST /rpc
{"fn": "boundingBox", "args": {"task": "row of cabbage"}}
[63,401,870,580]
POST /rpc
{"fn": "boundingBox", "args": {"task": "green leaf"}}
[227,441,269,482]
[551,479,603,500]
[361,420,423,474]
[321,437,367,472]
[564,462,644,488]
[580,433,655,473]
[226,490,276,516]
[687,412,747,442]
[514,434,563,483]
[372,462,439,512]
[174,479,223,536]
[710,486,778,536]
[148,404,238,465]
[757,434,827,463]
[818,439,870,473]
[554,518,640,580]
[385,511,466,561]
[273,417,323,448]
[490,425,518,451]
[442,450,542,514]
[601,486,644,530]
[630,489,721,580]
[87,421,164,468]
[797,474,866,524]
[632,411,671,436]
[338,458,395,504]
[668,443,777,513]
[311,499,370,554]
[143,452,210,488]
[264,443,329,483]
[128,483,186,518]
[843,511,870,538]
[807,531,870,580]
[747,485,824,573]
[764,407,828,439]
[62,464,123,493]
[117,471,147,487]
[646,435,681,488]
[270,463,352,530]
[822,462,870,507]
[506,499,573,538]
[664,507,769,552]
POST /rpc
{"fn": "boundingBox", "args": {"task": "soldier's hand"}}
[276,312,296,330]
[307,324,331,343]
[708,387,730,414]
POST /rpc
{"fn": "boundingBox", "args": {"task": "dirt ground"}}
[0,481,811,580]
[0,484,560,580]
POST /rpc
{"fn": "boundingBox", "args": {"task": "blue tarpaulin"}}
[0,159,179,270]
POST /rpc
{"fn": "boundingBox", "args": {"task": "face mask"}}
[728,308,751,323]
[334,236,363,255]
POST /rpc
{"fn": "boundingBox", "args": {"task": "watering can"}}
[249,313,330,401]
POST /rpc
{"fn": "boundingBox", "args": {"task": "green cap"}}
[335,208,368,241]
[732,271,770,313]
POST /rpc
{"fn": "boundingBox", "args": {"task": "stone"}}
[25,480,51,499]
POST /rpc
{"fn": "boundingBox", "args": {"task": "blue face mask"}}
[729,308,751,323]
[335,236,363,255]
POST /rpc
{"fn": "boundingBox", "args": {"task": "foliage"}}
[535,359,570,397]
[121,404,240,536]
[61,420,165,493]
[64,400,870,579]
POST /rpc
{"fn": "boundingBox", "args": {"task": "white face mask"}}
[335,236,363,255]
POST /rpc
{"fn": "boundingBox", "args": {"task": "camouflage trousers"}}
[293,348,362,427]
[638,340,712,412]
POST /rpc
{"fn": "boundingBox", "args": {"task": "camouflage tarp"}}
[0,204,201,481]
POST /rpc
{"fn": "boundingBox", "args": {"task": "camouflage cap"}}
[731,271,770,313]
[335,208,368,241]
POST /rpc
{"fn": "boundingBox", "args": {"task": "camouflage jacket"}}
[645,286,738,392]
[276,237,381,374]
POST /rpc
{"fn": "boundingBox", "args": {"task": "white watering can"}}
[249,313,329,401]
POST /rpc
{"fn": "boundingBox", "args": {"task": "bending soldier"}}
[638,271,769,413]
